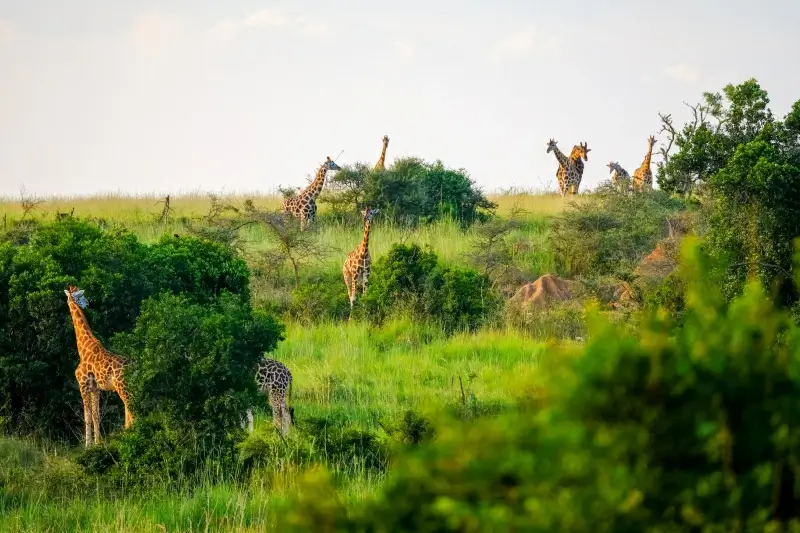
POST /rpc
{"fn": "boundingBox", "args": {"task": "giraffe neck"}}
[568,147,583,163]
[359,221,372,253]
[301,163,328,200]
[551,146,569,167]
[375,142,388,170]
[641,144,654,169]
[67,301,100,355]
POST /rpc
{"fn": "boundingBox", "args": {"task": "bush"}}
[277,239,800,531]
[321,157,495,227]
[551,185,686,279]
[360,243,500,332]
[111,292,284,436]
[0,218,253,441]
[288,269,350,323]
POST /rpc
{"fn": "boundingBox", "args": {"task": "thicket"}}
[319,157,496,227]
[277,240,800,531]
[358,243,502,333]
[0,218,258,441]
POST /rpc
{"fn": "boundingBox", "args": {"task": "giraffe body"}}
[632,136,656,192]
[607,161,631,189]
[374,135,389,171]
[547,140,590,196]
[283,156,341,230]
[246,357,294,435]
[343,208,379,310]
[64,286,133,447]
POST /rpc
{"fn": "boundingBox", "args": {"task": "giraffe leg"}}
[245,409,254,432]
[280,401,291,436]
[349,272,359,309]
[268,396,283,433]
[115,385,134,428]
[343,270,354,309]
[78,383,92,447]
[361,267,370,296]
[90,389,101,444]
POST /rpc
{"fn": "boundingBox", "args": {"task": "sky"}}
[1,0,799,198]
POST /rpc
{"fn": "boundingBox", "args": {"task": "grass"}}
[0,190,583,531]
[0,320,555,533]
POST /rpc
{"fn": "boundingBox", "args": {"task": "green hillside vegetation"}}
[1,78,799,531]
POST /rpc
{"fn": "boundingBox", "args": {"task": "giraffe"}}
[343,207,379,310]
[64,285,133,447]
[282,156,341,230]
[564,142,590,195]
[245,357,294,436]
[607,161,631,189]
[374,135,390,172]
[632,135,656,192]
[546,139,571,195]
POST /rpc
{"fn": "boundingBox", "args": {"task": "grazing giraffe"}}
[246,357,294,436]
[564,142,590,195]
[282,156,341,230]
[607,161,631,189]
[343,207,379,310]
[632,136,656,192]
[64,285,133,447]
[546,139,571,195]
[374,135,390,171]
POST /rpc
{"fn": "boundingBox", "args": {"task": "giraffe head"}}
[546,139,558,153]
[361,207,379,224]
[647,135,656,148]
[382,135,389,145]
[575,142,591,161]
[324,156,342,172]
[64,285,89,309]
[607,161,620,174]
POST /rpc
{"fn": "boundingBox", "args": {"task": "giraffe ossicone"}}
[64,284,134,447]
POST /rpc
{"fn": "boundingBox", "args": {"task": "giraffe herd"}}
[548,136,657,195]
[63,132,657,447]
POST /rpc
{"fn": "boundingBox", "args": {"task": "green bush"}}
[277,239,800,531]
[288,269,350,323]
[551,185,686,278]
[360,243,500,332]
[321,157,495,227]
[0,218,253,441]
[111,292,284,435]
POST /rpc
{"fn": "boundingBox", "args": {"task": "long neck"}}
[551,146,569,166]
[359,220,372,251]
[568,147,582,163]
[302,163,328,199]
[375,141,388,170]
[67,301,99,354]
[641,143,654,168]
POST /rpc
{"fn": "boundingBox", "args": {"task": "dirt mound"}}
[633,239,679,280]
[510,274,577,309]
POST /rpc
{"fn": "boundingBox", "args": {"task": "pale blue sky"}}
[1,1,798,197]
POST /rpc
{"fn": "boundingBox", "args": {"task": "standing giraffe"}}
[282,156,341,230]
[564,142,590,195]
[546,139,571,195]
[374,135,390,171]
[607,161,631,189]
[632,136,656,192]
[246,357,294,436]
[343,207,379,310]
[64,285,133,447]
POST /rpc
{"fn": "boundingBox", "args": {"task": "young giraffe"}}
[632,135,656,192]
[343,207,379,310]
[282,156,341,230]
[374,135,390,171]
[564,142,590,195]
[246,357,294,436]
[607,161,631,188]
[64,285,133,447]
[546,139,571,195]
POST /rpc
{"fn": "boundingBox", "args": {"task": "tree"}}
[657,78,775,195]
